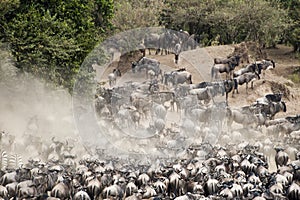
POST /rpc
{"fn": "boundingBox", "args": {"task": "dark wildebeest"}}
[211,55,241,80]
[223,79,235,103]
[233,72,260,94]
[265,93,282,103]
[255,59,275,77]
[287,181,300,200]
[259,101,287,120]
[256,93,283,105]
[274,147,289,169]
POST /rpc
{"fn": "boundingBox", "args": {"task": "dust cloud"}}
[0,47,83,161]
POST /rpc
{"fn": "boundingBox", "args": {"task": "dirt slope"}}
[102,44,300,117]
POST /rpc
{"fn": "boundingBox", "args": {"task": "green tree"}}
[112,0,165,32]
[274,0,300,52]
[1,0,114,91]
[161,0,290,47]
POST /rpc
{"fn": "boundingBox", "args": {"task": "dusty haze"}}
[0,48,84,161]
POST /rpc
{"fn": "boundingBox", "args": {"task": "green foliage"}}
[1,0,114,92]
[112,0,165,32]
[287,67,300,84]
[1,0,300,93]
[161,0,291,47]
[277,0,300,52]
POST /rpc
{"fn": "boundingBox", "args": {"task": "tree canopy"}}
[1,0,113,91]
[0,0,299,92]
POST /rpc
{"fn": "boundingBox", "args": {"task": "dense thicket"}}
[0,0,113,91]
[0,0,299,91]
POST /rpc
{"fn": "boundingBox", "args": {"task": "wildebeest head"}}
[265,58,276,68]
[274,146,285,152]
[265,93,282,103]
[223,79,234,93]
[228,56,241,70]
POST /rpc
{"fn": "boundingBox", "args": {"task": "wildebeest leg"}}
[226,92,229,105]
[155,48,160,55]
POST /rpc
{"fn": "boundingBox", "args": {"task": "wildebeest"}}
[164,70,192,86]
[227,107,258,128]
[275,147,289,169]
[50,176,72,199]
[150,91,176,111]
[108,68,121,87]
[189,83,224,104]
[287,181,300,200]
[73,190,91,200]
[233,72,260,94]
[211,55,241,80]
[132,57,162,79]
[255,93,283,105]
[255,59,275,76]
[255,101,287,120]
[223,79,235,103]
[233,63,259,77]
[143,33,160,55]
[163,68,186,85]
[156,30,180,55]
[174,42,181,64]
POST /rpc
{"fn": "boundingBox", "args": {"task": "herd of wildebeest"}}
[1,39,300,200]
